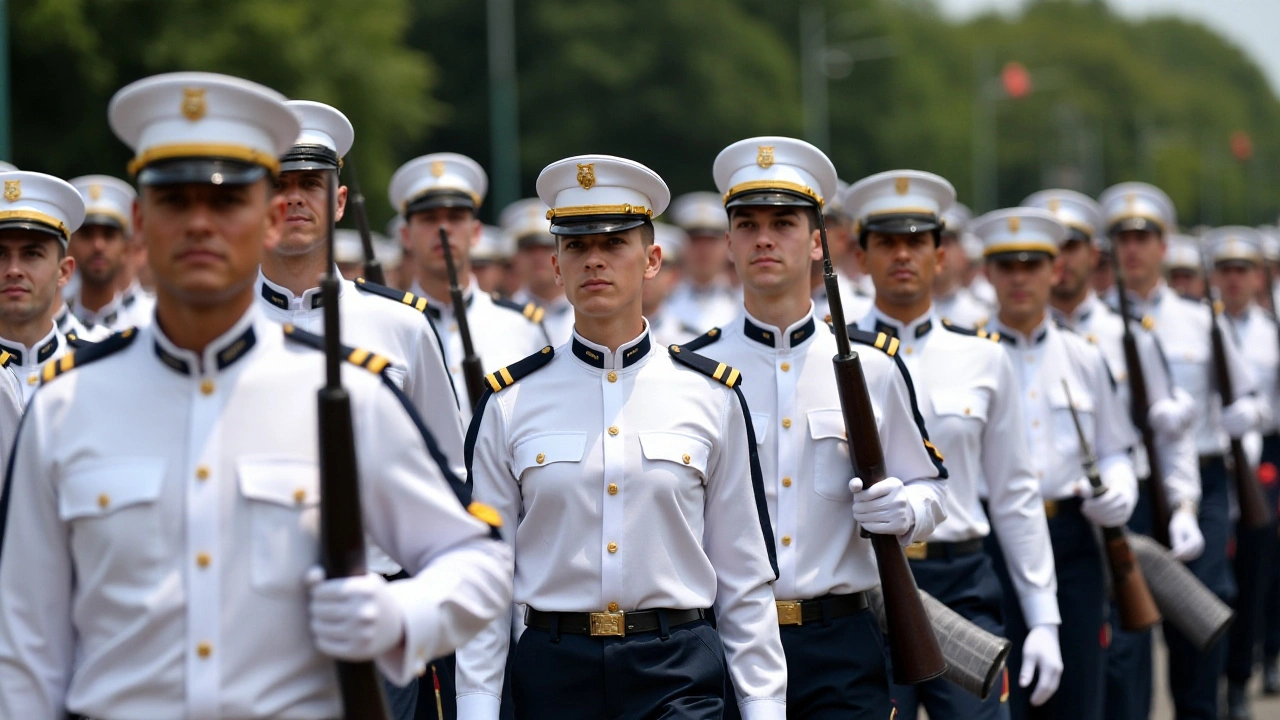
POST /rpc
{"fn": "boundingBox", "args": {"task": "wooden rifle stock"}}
[1061,382,1161,631]
[318,172,393,719]
[819,214,946,684]
[342,156,386,287]
[439,228,486,410]
[1109,253,1172,546]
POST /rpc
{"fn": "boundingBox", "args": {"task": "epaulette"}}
[848,327,900,357]
[42,328,138,384]
[353,277,431,315]
[668,344,741,388]
[492,294,546,324]
[0,350,11,368]
[282,324,393,375]
[484,345,554,393]
[941,320,1001,343]
[677,327,723,353]
[64,332,95,349]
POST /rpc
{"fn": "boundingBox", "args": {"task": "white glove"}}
[1149,388,1195,438]
[849,476,916,538]
[1077,481,1136,528]
[1223,398,1262,439]
[1169,508,1205,562]
[1020,624,1063,706]
[307,567,405,661]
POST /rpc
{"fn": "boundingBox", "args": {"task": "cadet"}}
[1205,227,1279,720]
[931,202,991,329]
[456,154,787,720]
[1164,232,1206,300]
[503,198,573,346]
[473,224,515,296]
[67,175,154,330]
[0,70,512,720]
[0,171,86,400]
[665,191,740,332]
[977,207,1138,720]
[1100,182,1265,720]
[846,171,1061,718]
[645,221,701,348]
[1259,228,1280,697]
[390,153,549,419]
[810,179,873,324]
[699,139,946,718]
[1028,188,1202,720]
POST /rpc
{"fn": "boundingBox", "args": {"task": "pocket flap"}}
[639,432,711,474]
[60,457,166,520]
[238,458,320,508]
[513,432,587,476]
[807,408,848,441]
[1048,382,1094,412]
[931,390,988,421]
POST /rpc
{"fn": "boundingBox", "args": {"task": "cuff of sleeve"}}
[1019,590,1063,628]
[376,576,441,685]
[739,698,788,720]
[900,485,940,546]
[456,692,502,720]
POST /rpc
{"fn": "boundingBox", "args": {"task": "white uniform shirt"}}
[514,290,573,347]
[933,287,991,329]
[989,317,1138,501]
[72,278,155,332]
[665,279,740,335]
[856,307,1059,627]
[55,304,111,342]
[457,325,787,720]
[647,308,702,349]
[412,280,549,423]
[1052,292,1200,506]
[0,325,74,402]
[811,272,874,327]
[1226,304,1280,435]
[0,364,22,474]
[0,306,513,720]
[699,308,945,602]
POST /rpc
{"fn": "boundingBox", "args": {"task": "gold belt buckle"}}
[1044,500,1058,519]
[905,541,928,560]
[589,611,625,636]
[776,600,803,626]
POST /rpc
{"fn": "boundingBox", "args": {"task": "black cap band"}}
[404,189,477,216]
[549,215,649,237]
[137,158,268,187]
[280,144,341,172]
[724,188,819,210]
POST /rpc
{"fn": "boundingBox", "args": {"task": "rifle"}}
[1203,263,1272,529]
[1108,252,1173,546]
[1262,262,1280,390]
[318,172,393,719]
[343,155,386,286]
[439,227,486,410]
[819,214,947,684]
[1061,381,1162,632]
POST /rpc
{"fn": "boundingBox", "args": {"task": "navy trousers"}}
[1257,435,1280,666]
[510,617,726,720]
[892,550,1009,720]
[1164,455,1234,720]
[1103,484,1155,720]
[986,499,1106,720]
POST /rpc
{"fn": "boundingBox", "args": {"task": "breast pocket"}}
[1049,382,1095,460]
[809,408,853,501]
[60,457,166,558]
[239,457,320,597]
[512,432,587,480]
[930,389,988,441]
[639,432,711,488]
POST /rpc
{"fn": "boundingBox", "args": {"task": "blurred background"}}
[3,0,1278,230]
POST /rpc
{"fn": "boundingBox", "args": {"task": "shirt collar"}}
[992,315,1052,347]
[1049,291,1099,330]
[571,320,652,370]
[153,304,261,377]
[741,305,818,350]
[413,279,476,321]
[0,325,60,367]
[257,267,344,311]
[864,305,936,341]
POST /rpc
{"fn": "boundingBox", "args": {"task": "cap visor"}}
[1214,258,1257,269]
[725,189,817,209]
[280,160,340,173]
[1109,217,1162,236]
[517,234,557,249]
[550,216,648,236]
[405,191,477,216]
[0,220,66,243]
[82,213,124,230]
[862,214,941,235]
[986,249,1056,263]
[137,159,267,186]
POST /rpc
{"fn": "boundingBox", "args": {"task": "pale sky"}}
[932,0,1280,94]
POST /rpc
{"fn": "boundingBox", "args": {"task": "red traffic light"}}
[1231,131,1254,161]
[1002,62,1031,99]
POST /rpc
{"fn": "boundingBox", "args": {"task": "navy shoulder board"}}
[354,277,432,315]
[42,328,138,385]
[677,326,724,353]
[282,324,394,375]
[484,346,555,393]
[668,344,741,388]
[492,294,546,324]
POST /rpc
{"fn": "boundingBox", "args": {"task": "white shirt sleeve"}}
[407,317,467,477]
[1139,331,1201,506]
[875,357,947,544]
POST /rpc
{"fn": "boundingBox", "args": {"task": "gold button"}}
[1025,356,1034,364]
[682,453,691,464]
[608,483,618,495]
[293,489,306,504]
[26,374,36,385]
[196,552,211,568]
[1032,420,1040,428]
[904,347,913,355]
[1029,391,1037,399]
[97,493,110,509]
[196,465,210,481]
[782,418,792,429]
[782,477,792,487]
[200,379,215,395]
[607,371,618,383]
[964,408,971,416]
[608,426,619,436]
[1037,470,1044,479]
[782,535,792,546]
[196,642,212,659]
[607,542,618,553]
[607,602,620,612]
[535,453,546,464]
[780,362,791,372]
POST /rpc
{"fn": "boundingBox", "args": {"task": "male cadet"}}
[67,175,154,330]
[666,191,740,332]
[847,171,1061,718]
[0,171,86,400]
[503,198,574,345]
[1205,227,1280,720]
[1028,188,1202,720]
[809,180,873,326]
[457,155,787,720]
[693,139,946,719]
[1164,232,1207,301]
[0,71,512,720]
[472,225,513,296]
[645,221,701,347]
[1100,182,1265,720]
[975,207,1138,720]
[931,201,991,328]
[390,153,548,419]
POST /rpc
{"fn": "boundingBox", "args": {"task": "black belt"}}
[904,537,984,561]
[775,591,870,626]
[524,607,707,637]
[1043,496,1083,519]
[1200,453,1225,469]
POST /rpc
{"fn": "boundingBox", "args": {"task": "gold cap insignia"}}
[1125,192,1137,210]
[576,163,596,190]
[430,160,445,178]
[3,180,19,202]
[895,176,910,195]
[88,183,103,201]
[181,87,207,121]
[1007,216,1021,233]
[1047,197,1060,212]
[756,146,775,169]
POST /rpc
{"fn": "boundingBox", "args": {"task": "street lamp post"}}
[486,0,519,213]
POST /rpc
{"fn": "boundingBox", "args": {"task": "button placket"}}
[774,348,800,599]
[185,373,223,715]
[600,366,625,608]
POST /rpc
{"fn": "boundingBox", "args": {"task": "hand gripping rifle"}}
[318,174,393,720]
[1108,252,1173,546]
[439,227,486,410]
[1061,381,1161,631]
[1203,263,1273,529]
[819,214,947,683]
[343,155,386,286]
